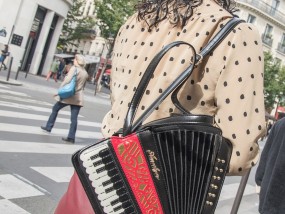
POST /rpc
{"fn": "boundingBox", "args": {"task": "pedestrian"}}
[54,0,266,213]
[101,0,266,175]
[255,118,285,214]
[57,58,66,80]
[46,58,59,82]
[0,44,9,70]
[41,54,89,143]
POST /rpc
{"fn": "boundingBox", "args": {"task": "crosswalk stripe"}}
[0,88,30,97]
[0,100,83,117]
[0,110,101,127]
[0,199,30,214]
[30,167,74,183]
[219,183,256,201]
[0,84,9,88]
[0,94,52,106]
[0,140,84,154]
[0,123,103,139]
[0,174,45,199]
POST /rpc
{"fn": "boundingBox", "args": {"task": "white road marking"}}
[0,94,52,106]
[219,183,256,201]
[0,100,83,117]
[0,123,103,139]
[0,140,85,154]
[0,88,30,97]
[0,110,101,127]
[0,174,44,199]
[30,167,74,183]
[0,84,9,88]
[0,199,30,214]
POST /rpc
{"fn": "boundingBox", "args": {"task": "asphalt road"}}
[0,70,262,214]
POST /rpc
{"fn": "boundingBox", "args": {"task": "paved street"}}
[0,70,262,213]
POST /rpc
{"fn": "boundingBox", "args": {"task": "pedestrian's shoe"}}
[62,137,75,144]
[41,126,51,133]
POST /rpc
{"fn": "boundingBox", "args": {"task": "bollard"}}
[6,57,13,82]
[15,65,21,80]
[230,169,251,214]
[25,64,30,78]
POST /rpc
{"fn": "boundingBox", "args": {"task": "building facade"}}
[237,0,285,63]
[0,0,72,75]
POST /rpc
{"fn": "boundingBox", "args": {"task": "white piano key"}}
[101,194,120,206]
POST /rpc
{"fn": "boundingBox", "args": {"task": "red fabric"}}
[112,134,163,213]
[54,171,95,214]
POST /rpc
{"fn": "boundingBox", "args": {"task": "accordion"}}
[72,18,243,214]
[72,115,232,214]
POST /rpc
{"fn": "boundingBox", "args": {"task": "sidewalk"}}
[0,69,111,105]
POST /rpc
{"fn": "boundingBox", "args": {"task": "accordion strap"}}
[123,17,244,136]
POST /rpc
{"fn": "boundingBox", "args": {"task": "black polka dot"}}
[201,101,205,106]
[243,42,247,46]
[187,95,191,100]
[206,68,209,73]
[240,94,245,99]
[146,90,150,95]
[235,61,239,65]
[238,77,242,82]
[206,31,210,35]
[233,29,236,33]
[259,56,262,61]
[258,125,262,130]
[238,167,242,172]
[159,89,163,93]
[228,41,231,46]
[228,116,233,121]
[133,87,137,91]
[145,57,148,61]
[134,41,137,45]
[248,26,252,30]
[226,98,230,104]
[183,29,187,33]
[251,162,255,166]
[255,108,259,113]
[253,91,256,95]
[251,74,254,78]
[223,56,227,61]
[250,147,253,151]
[169,57,174,61]
[191,80,195,85]
[236,151,240,156]
[141,42,145,46]
[181,59,185,64]
[163,72,167,76]
[247,57,251,62]
[141,106,145,110]
[177,32,180,36]
[244,112,247,117]
[126,25,129,29]
[254,41,258,45]
[169,108,173,113]
[120,101,123,104]
[232,134,237,139]
[232,44,235,48]
[141,28,145,32]
[134,55,138,59]
[204,85,208,90]
[212,19,216,22]
[224,81,228,87]
[196,33,199,37]
[150,42,153,46]
[128,70,131,74]
[246,129,250,134]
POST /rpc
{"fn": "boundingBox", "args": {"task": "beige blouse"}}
[101,0,266,175]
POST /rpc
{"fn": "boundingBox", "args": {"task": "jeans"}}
[46,101,81,140]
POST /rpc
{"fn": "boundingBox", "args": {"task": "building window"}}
[271,0,280,15]
[277,33,285,54]
[262,24,273,47]
[247,14,256,24]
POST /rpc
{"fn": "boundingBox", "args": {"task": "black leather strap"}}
[123,17,244,136]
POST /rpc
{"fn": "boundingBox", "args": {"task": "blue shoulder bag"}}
[58,69,77,99]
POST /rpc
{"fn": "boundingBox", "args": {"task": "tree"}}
[94,0,136,39]
[264,51,285,112]
[57,0,96,49]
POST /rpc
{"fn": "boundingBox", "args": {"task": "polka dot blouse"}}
[101,0,266,175]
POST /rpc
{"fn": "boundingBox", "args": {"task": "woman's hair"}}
[75,54,86,67]
[136,0,237,29]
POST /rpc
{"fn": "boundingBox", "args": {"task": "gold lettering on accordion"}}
[146,150,160,180]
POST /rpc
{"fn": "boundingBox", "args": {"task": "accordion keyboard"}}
[80,143,136,214]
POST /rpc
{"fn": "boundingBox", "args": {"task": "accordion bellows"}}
[72,115,232,214]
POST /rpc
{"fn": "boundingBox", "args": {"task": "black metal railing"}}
[237,0,285,25]
[262,33,273,47]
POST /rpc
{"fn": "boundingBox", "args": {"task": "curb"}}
[0,78,23,86]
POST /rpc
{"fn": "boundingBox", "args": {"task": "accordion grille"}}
[155,130,219,214]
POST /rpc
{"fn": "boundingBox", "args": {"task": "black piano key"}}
[107,168,119,177]
[124,206,135,214]
[93,156,113,167]
[102,174,120,186]
[96,162,115,173]
[110,193,129,206]
[116,188,127,196]
[90,148,110,160]
[114,201,133,212]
